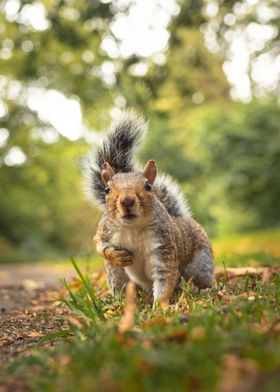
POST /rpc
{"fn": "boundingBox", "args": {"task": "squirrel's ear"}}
[143,160,157,185]
[101,162,115,185]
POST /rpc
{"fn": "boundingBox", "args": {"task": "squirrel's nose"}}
[120,196,135,208]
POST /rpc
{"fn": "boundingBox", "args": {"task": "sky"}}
[1,0,279,160]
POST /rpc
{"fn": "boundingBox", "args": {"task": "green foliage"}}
[142,100,280,236]
[61,258,106,323]
[0,135,96,262]
[0,0,279,262]
[0,1,111,262]
[154,28,229,114]
[0,0,115,119]
[192,99,280,232]
[139,120,201,182]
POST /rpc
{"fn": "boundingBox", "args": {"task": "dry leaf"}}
[165,330,188,343]
[0,336,15,346]
[118,282,136,334]
[66,316,84,329]
[190,326,206,340]
[217,291,224,298]
[222,295,238,303]
[262,268,275,283]
[141,317,171,329]
[218,354,259,392]
[21,279,40,292]
[26,331,43,338]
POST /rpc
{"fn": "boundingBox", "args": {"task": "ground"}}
[0,262,78,391]
[0,230,279,392]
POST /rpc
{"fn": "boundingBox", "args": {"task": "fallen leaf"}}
[218,354,259,392]
[104,309,117,319]
[66,316,84,329]
[222,295,238,303]
[0,336,15,346]
[262,267,276,283]
[141,317,171,329]
[21,279,40,292]
[239,292,257,301]
[118,282,136,334]
[217,291,225,298]
[25,331,43,338]
[190,326,206,340]
[59,355,71,370]
[165,330,188,343]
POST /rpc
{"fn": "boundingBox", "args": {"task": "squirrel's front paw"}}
[104,247,133,267]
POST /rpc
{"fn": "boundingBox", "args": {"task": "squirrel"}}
[84,112,214,307]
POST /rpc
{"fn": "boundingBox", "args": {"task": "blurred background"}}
[0,0,279,266]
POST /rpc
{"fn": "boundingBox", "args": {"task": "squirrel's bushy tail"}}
[84,112,147,206]
[84,111,191,217]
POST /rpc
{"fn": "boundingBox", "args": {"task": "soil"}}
[0,262,77,391]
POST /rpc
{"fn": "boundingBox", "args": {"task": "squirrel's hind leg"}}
[152,246,179,308]
[184,247,214,289]
[104,260,129,296]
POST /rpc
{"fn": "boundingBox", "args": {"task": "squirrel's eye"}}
[144,182,152,192]
[104,186,111,194]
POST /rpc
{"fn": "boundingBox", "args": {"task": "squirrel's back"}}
[84,111,191,217]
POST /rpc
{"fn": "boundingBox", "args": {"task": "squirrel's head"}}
[101,160,157,225]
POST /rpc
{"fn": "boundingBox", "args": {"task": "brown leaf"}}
[218,354,259,392]
[217,290,225,298]
[21,279,40,292]
[141,317,171,329]
[66,316,84,329]
[25,331,43,338]
[239,292,257,301]
[262,267,276,283]
[222,295,238,303]
[118,282,136,334]
[190,326,206,340]
[59,355,71,370]
[165,330,188,343]
[0,336,15,346]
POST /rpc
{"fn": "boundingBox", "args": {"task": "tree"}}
[192,99,280,232]
[203,0,280,98]
[0,0,118,262]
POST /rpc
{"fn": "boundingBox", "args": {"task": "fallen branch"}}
[215,266,280,282]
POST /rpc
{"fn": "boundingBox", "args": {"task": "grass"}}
[213,228,280,267]
[4,231,280,392]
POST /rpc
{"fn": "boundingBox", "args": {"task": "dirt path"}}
[0,282,70,391]
[0,262,77,312]
[0,262,76,288]
[0,260,73,315]
[0,262,78,382]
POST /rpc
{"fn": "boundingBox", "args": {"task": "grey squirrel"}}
[84,112,214,307]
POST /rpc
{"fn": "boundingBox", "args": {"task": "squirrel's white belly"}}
[110,227,158,290]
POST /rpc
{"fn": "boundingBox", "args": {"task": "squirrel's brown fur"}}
[86,113,214,307]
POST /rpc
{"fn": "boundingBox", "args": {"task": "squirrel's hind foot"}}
[184,247,214,289]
